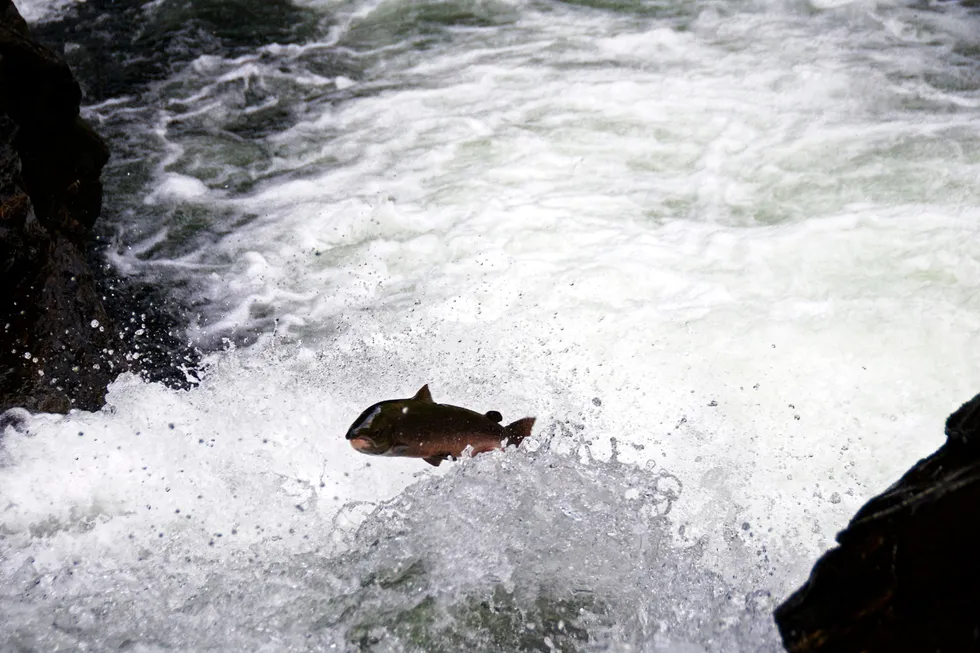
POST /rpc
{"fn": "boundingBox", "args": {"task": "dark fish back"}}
[392,403,504,443]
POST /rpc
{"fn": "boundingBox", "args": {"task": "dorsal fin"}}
[504,417,535,448]
[412,384,433,403]
[485,410,503,423]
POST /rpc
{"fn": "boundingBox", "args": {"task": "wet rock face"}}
[1,0,124,413]
[774,392,980,653]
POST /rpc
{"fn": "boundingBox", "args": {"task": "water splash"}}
[0,415,779,651]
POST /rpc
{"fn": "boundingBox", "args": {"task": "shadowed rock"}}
[774,392,980,652]
[1,0,124,412]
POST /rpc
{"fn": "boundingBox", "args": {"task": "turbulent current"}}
[3,0,980,650]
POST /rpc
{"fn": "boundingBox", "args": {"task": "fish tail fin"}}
[504,417,536,448]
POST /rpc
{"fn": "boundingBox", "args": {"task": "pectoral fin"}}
[423,456,444,467]
[413,385,434,403]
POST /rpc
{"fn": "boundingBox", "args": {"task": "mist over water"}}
[4,0,980,649]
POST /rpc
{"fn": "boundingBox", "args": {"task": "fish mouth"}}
[349,436,377,452]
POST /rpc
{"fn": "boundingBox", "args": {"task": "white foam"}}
[145,173,212,203]
[12,0,84,23]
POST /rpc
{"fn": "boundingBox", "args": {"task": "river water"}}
[2,0,979,650]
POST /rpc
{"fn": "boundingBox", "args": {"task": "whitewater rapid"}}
[3,0,980,650]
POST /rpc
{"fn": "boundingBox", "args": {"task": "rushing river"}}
[3,0,980,650]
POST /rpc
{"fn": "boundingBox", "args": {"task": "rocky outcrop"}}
[774,393,980,652]
[1,0,124,413]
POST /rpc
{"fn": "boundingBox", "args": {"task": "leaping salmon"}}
[345,385,535,466]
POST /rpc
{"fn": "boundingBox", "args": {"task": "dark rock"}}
[774,392,980,652]
[0,0,124,413]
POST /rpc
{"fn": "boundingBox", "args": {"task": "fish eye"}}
[350,406,382,436]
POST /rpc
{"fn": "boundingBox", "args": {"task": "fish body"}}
[345,385,535,466]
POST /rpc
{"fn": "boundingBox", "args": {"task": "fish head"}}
[345,401,402,455]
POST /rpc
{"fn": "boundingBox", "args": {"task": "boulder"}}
[774,392,980,652]
[0,0,124,413]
